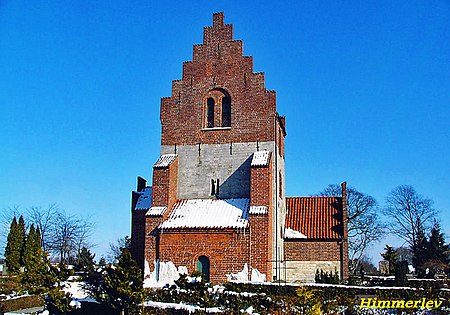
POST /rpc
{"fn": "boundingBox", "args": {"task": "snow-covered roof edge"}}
[154,154,177,168]
[284,227,307,239]
[146,206,167,216]
[249,206,268,214]
[251,150,271,167]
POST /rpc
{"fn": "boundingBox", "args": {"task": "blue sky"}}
[1,1,449,262]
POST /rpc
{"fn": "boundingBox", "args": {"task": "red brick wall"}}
[250,157,272,207]
[144,216,164,271]
[131,208,146,269]
[151,158,178,212]
[160,12,278,146]
[249,215,272,280]
[158,229,250,283]
[284,240,342,261]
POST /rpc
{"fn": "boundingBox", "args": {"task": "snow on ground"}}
[61,277,89,299]
[144,301,222,313]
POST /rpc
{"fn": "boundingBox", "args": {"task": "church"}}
[130,12,348,283]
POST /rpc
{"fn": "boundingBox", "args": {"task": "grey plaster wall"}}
[160,141,274,200]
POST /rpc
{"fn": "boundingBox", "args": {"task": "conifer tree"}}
[412,223,429,277]
[17,215,27,267]
[381,245,398,275]
[428,221,449,263]
[85,247,144,315]
[74,246,95,273]
[23,225,42,270]
[423,221,450,276]
[4,216,26,273]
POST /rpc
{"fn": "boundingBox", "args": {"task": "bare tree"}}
[318,184,385,273]
[74,215,96,255]
[27,204,59,252]
[108,236,131,262]
[48,210,96,265]
[383,185,437,248]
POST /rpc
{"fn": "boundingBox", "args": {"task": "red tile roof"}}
[285,197,344,239]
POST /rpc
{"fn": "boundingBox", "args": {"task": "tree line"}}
[317,184,449,277]
[1,204,94,266]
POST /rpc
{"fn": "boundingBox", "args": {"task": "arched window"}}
[207,98,215,128]
[221,96,231,127]
[196,255,210,281]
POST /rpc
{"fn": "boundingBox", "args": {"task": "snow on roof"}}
[249,206,268,214]
[251,150,271,167]
[135,187,152,210]
[284,227,307,239]
[160,198,249,229]
[146,206,166,216]
[154,154,177,168]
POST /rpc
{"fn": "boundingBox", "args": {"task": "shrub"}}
[0,295,43,313]
[315,269,340,284]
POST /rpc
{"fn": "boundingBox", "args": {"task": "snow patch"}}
[251,268,266,282]
[143,260,188,288]
[226,263,249,282]
[144,301,222,313]
[284,227,307,239]
[61,278,89,299]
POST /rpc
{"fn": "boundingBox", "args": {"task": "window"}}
[222,96,231,127]
[207,98,215,128]
[210,179,220,196]
[196,256,210,281]
[204,89,231,128]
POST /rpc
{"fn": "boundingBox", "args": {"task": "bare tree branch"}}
[383,185,437,248]
[317,184,385,273]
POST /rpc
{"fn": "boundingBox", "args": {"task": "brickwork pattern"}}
[284,240,342,261]
[160,12,278,146]
[158,229,250,282]
[151,158,178,213]
[250,155,272,207]
[249,214,272,280]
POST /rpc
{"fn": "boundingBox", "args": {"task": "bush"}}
[315,269,340,284]
[0,295,43,313]
[0,275,22,295]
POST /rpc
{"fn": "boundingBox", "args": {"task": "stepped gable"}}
[160,12,277,146]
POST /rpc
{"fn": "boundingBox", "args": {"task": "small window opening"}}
[222,97,231,127]
[211,179,216,196]
[207,98,215,128]
[197,255,210,282]
[211,179,220,196]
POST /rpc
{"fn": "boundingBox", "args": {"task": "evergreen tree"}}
[381,245,398,275]
[428,221,449,263]
[5,217,19,273]
[85,248,144,315]
[4,216,26,273]
[423,221,450,276]
[17,215,27,267]
[23,224,41,270]
[74,246,95,273]
[98,257,107,267]
[411,222,429,277]
[22,226,50,293]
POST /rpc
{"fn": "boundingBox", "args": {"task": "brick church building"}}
[131,12,348,283]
